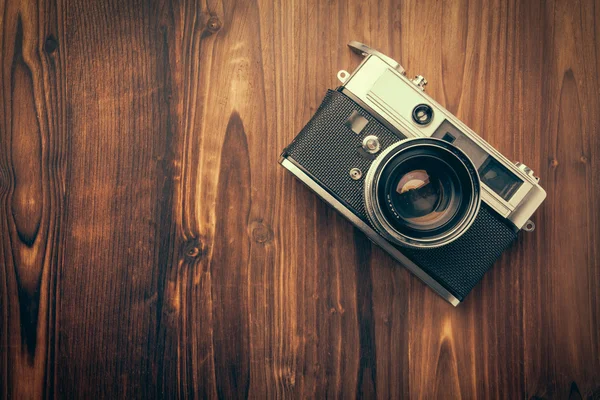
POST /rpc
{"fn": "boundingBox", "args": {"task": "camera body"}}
[280,42,546,305]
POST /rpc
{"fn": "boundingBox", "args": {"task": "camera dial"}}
[412,104,434,125]
[362,135,381,154]
[411,75,428,90]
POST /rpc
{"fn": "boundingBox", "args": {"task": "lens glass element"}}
[394,169,448,223]
[394,169,440,220]
[383,155,461,233]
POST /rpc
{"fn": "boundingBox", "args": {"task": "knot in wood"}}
[44,35,58,54]
[250,221,273,243]
[182,238,204,261]
[206,16,222,33]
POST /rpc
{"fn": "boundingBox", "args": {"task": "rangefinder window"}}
[478,157,522,200]
[432,120,489,167]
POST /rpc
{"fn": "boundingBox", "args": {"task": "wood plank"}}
[0,0,66,397]
[51,0,179,396]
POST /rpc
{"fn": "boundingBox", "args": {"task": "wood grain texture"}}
[1,0,599,398]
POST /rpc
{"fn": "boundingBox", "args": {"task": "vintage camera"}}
[279,42,546,305]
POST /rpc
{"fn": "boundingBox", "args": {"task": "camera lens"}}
[364,138,480,248]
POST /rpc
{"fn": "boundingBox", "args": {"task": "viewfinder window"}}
[478,157,522,200]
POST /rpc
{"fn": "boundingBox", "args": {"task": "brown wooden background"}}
[1,0,599,398]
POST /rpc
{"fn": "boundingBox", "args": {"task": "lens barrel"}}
[364,138,481,248]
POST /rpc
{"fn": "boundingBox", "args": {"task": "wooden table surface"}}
[1,0,599,398]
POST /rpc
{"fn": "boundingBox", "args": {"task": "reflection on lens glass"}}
[384,156,461,232]
[394,169,444,222]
